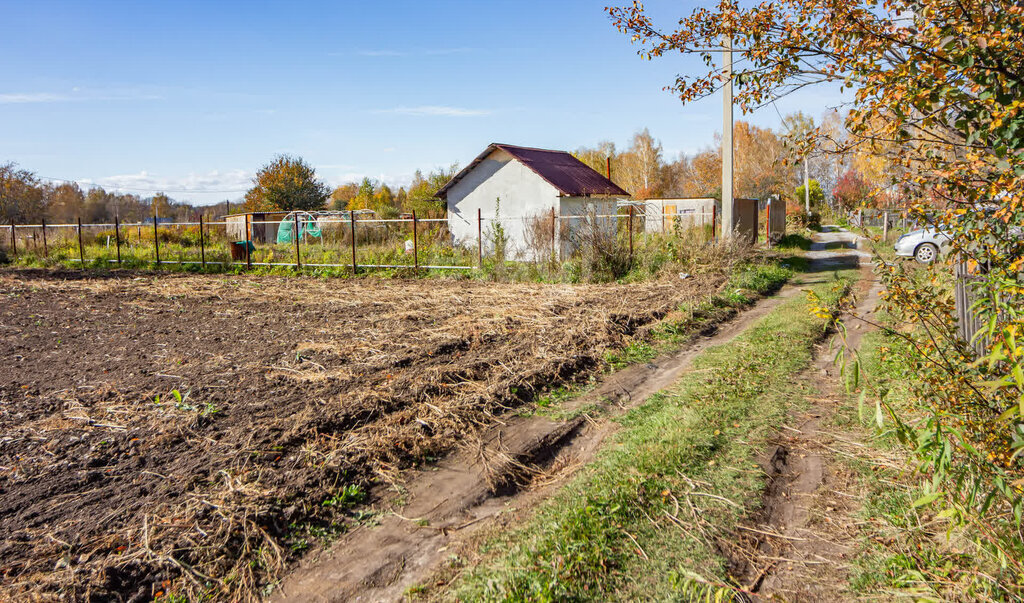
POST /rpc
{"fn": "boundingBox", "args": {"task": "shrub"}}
[788,209,821,231]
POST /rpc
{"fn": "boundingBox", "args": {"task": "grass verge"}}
[532,260,799,424]
[832,329,1022,601]
[429,268,856,601]
[605,261,794,369]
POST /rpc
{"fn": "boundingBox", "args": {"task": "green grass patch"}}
[774,233,813,252]
[606,261,795,370]
[439,269,856,601]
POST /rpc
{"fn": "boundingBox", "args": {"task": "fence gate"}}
[766,197,787,242]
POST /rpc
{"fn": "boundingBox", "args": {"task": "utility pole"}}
[721,35,735,240]
[804,159,811,213]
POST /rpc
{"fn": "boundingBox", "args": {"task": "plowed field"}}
[0,269,720,601]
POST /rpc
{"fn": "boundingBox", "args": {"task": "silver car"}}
[894,228,952,263]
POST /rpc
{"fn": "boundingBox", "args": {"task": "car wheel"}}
[915,243,938,264]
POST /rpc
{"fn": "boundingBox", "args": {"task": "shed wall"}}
[226,215,247,241]
[226,213,286,243]
[558,196,617,258]
[446,148,561,258]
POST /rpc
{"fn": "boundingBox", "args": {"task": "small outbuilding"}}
[640,197,763,244]
[640,198,717,234]
[437,143,630,259]
[224,211,291,244]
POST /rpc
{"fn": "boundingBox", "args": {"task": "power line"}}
[36,173,247,193]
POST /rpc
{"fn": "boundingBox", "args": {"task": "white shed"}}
[437,143,630,259]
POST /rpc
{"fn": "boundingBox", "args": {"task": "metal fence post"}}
[412,210,419,272]
[711,204,718,243]
[9,220,15,257]
[765,202,771,248]
[661,204,665,234]
[114,215,122,266]
[153,213,161,268]
[199,214,206,269]
[293,214,301,270]
[550,207,556,261]
[41,218,48,258]
[628,205,634,266]
[955,261,987,356]
[883,210,889,242]
[77,217,85,268]
[477,208,483,268]
[350,211,357,275]
[244,213,251,270]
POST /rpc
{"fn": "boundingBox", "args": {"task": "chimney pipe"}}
[606,156,612,180]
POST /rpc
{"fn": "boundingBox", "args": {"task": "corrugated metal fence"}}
[955,261,987,356]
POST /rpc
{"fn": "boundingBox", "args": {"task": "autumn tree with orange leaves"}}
[244,155,329,212]
[609,0,1024,591]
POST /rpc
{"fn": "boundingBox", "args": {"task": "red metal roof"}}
[436,143,630,199]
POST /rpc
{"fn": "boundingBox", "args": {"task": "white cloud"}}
[424,47,474,56]
[357,49,407,57]
[376,105,492,117]
[79,169,252,198]
[0,93,69,103]
[0,89,162,104]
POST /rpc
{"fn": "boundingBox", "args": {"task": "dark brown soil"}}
[0,268,720,601]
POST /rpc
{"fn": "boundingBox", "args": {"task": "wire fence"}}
[1,207,728,273]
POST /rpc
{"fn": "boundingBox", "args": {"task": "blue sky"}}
[1,0,839,205]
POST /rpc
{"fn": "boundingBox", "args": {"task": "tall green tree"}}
[793,179,824,208]
[244,155,329,212]
[347,177,377,211]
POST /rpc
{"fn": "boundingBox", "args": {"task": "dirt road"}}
[273,229,871,602]
[729,227,884,601]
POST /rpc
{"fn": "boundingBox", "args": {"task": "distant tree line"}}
[0,155,459,226]
[242,154,458,219]
[574,115,905,212]
[0,162,218,224]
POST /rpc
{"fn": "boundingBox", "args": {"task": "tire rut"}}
[730,229,881,602]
